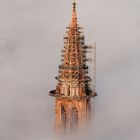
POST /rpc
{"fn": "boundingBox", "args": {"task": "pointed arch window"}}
[61,105,66,129]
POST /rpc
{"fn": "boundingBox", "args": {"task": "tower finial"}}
[73,0,76,11]
[73,0,76,3]
[71,0,77,27]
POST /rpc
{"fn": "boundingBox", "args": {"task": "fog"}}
[0,0,140,140]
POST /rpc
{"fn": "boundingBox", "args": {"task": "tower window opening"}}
[61,105,67,129]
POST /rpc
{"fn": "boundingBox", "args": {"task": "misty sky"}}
[0,0,140,140]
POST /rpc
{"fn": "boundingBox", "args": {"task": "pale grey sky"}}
[0,0,140,140]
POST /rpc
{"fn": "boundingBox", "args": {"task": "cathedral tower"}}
[49,1,97,133]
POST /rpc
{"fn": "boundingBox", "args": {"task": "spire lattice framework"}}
[49,1,97,133]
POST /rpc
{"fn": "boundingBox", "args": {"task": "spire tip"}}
[73,0,76,11]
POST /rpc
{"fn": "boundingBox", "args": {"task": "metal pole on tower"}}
[93,43,96,93]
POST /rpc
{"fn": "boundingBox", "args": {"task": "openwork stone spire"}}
[49,1,97,134]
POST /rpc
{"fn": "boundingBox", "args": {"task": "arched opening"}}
[61,105,66,129]
[71,107,78,130]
